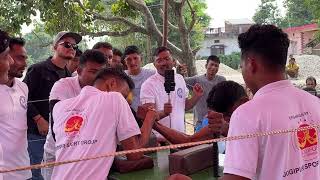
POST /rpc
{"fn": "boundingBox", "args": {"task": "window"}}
[214,40,220,43]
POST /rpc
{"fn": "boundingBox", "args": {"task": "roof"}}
[283,23,318,33]
[225,18,254,25]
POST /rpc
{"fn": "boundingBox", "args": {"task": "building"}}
[196,18,254,58]
[284,23,320,55]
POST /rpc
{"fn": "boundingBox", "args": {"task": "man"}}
[111,48,123,68]
[285,56,299,78]
[42,50,106,179]
[140,46,203,139]
[92,42,113,64]
[124,45,155,112]
[0,32,31,180]
[1,37,32,179]
[221,25,320,180]
[305,76,317,89]
[154,80,247,142]
[303,76,318,97]
[0,29,12,180]
[51,68,158,179]
[185,55,226,127]
[66,48,82,75]
[23,31,82,180]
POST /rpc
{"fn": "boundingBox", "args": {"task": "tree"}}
[0,0,210,75]
[253,0,282,26]
[281,0,314,28]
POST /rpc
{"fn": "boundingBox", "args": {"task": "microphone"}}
[164,69,175,94]
[164,70,175,132]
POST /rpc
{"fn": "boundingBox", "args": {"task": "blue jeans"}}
[28,134,46,180]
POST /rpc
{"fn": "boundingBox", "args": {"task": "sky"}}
[205,0,285,27]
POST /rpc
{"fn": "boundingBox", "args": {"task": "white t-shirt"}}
[140,72,188,136]
[0,144,3,180]
[44,76,82,155]
[125,68,155,112]
[51,86,141,180]
[224,80,320,180]
[0,79,32,179]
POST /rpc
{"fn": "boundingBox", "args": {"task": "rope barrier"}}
[1,124,319,174]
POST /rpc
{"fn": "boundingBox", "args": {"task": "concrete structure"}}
[196,19,254,58]
[284,23,319,55]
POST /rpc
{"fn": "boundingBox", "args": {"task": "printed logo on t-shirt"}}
[64,115,85,138]
[19,96,27,109]
[177,88,183,98]
[295,122,318,161]
[283,112,319,178]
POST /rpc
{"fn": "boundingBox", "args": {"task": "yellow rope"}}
[1,124,319,173]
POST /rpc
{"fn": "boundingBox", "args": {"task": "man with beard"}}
[140,46,203,141]
[23,31,82,180]
[185,55,226,128]
[0,37,32,179]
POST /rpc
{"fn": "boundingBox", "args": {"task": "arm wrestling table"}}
[108,150,224,180]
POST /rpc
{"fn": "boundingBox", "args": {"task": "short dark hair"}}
[113,48,123,57]
[75,48,83,57]
[206,81,246,113]
[94,68,135,90]
[92,42,112,50]
[306,76,317,85]
[0,29,10,54]
[123,45,141,58]
[207,55,220,64]
[9,37,25,49]
[79,50,106,67]
[238,24,289,71]
[153,46,172,57]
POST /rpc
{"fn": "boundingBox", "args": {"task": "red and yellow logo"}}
[65,115,84,134]
[296,124,318,150]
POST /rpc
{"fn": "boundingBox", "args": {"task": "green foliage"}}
[281,0,315,28]
[0,0,37,34]
[111,0,138,18]
[217,52,241,70]
[253,0,282,26]
[253,0,316,28]
[22,24,52,65]
[305,0,320,24]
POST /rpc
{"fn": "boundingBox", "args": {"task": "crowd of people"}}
[0,23,320,180]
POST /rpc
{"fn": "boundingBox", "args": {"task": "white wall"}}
[196,36,240,57]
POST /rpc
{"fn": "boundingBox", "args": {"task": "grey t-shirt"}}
[125,68,155,112]
[185,74,226,125]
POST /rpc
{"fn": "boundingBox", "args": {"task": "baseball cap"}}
[53,31,82,46]
[0,29,10,54]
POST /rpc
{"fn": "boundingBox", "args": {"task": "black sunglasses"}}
[58,42,78,50]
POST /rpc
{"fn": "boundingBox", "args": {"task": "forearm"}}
[138,112,156,148]
[153,122,191,144]
[185,95,201,111]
